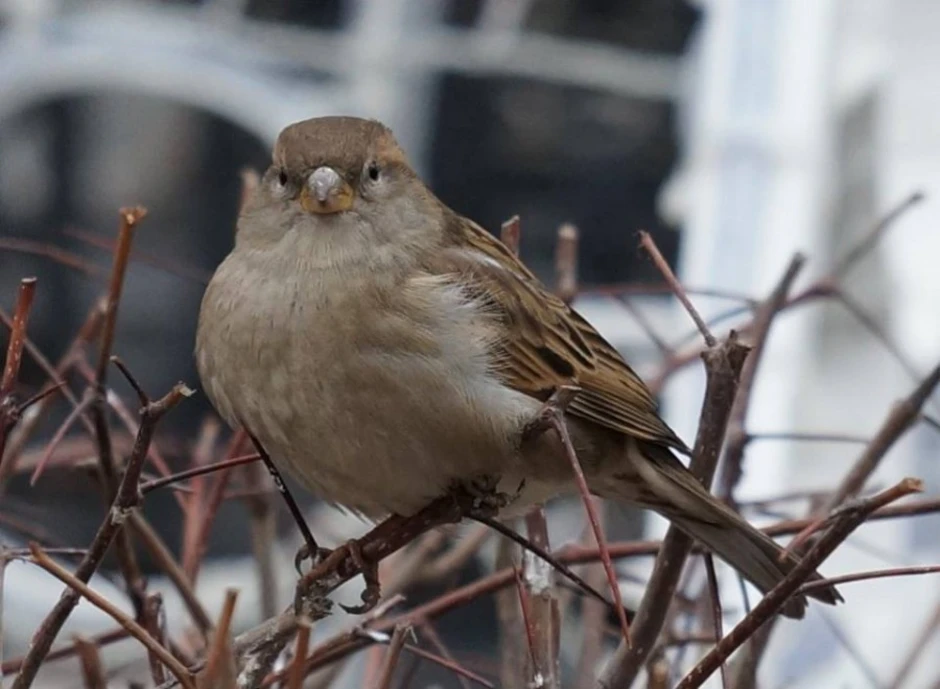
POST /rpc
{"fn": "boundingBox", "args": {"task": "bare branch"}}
[500,215,521,256]
[376,624,411,689]
[719,253,806,502]
[676,479,923,689]
[639,230,715,347]
[522,509,560,689]
[0,278,38,465]
[73,635,107,689]
[599,332,750,688]
[10,380,189,689]
[28,543,195,689]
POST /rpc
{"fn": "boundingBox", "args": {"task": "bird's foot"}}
[293,542,334,576]
[337,538,381,615]
[458,475,521,519]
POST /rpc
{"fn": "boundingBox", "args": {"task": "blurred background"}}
[0,0,938,687]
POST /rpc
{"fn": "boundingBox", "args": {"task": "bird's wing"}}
[425,212,689,453]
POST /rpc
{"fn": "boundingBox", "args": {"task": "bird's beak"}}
[300,167,354,214]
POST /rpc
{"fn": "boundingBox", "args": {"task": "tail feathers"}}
[611,443,843,619]
[666,510,841,619]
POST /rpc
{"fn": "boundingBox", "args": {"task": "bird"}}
[195,115,841,618]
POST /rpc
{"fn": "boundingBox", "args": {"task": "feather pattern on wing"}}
[422,211,690,453]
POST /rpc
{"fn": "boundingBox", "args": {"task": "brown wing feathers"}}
[431,212,689,454]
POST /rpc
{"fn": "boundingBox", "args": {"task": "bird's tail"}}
[600,443,843,619]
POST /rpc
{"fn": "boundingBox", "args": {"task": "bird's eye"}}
[277,170,288,187]
[366,162,380,182]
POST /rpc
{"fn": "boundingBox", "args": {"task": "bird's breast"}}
[196,250,537,516]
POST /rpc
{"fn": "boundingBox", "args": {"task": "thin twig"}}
[73,635,107,689]
[638,231,715,347]
[824,362,940,511]
[0,238,105,278]
[513,566,539,681]
[576,507,610,689]
[143,592,169,686]
[400,643,493,688]
[550,407,631,644]
[128,513,214,638]
[89,207,149,617]
[887,598,940,689]
[798,565,940,594]
[833,191,923,278]
[416,622,473,689]
[376,624,410,689]
[521,509,560,689]
[702,555,727,689]
[0,278,37,396]
[0,278,38,465]
[718,254,806,502]
[286,617,312,689]
[500,216,521,256]
[10,379,190,689]
[474,516,619,618]
[618,295,672,356]
[598,333,750,689]
[496,536,526,689]
[677,479,923,689]
[2,628,131,676]
[28,391,95,485]
[200,589,239,689]
[745,431,869,445]
[140,452,260,494]
[29,543,195,689]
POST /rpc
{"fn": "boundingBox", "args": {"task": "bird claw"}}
[460,475,520,518]
[293,542,334,576]
[337,539,381,615]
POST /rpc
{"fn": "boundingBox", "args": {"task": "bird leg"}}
[293,541,338,576]
[337,538,381,614]
[246,431,329,575]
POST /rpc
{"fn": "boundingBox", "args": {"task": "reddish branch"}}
[676,479,923,689]
[598,330,749,688]
[599,229,752,688]
[10,377,190,689]
[521,509,560,689]
[646,192,924,395]
[210,492,940,682]
[89,208,150,618]
[0,278,38,465]
[728,360,940,688]
[29,543,195,689]
[638,230,716,347]
[718,253,806,502]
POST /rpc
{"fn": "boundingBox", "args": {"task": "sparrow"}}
[195,116,841,618]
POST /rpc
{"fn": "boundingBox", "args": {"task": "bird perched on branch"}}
[195,116,840,618]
